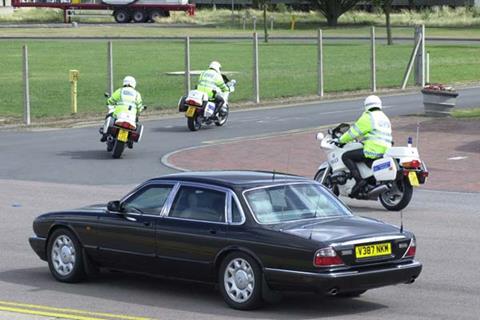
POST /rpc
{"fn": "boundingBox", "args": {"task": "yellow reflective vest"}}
[339,110,392,159]
[197,69,229,100]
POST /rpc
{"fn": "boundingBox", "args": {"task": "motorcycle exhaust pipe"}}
[106,136,114,142]
[367,185,389,199]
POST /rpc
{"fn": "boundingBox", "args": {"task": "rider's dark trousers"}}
[342,149,367,182]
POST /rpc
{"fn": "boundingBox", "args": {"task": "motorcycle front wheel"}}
[379,176,413,211]
[314,168,339,196]
[112,140,125,159]
[215,106,229,127]
[187,114,202,131]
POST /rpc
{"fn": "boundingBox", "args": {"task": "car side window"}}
[169,186,226,223]
[123,185,173,216]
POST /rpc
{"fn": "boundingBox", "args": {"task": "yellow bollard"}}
[290,15,296,31]
[69,70,79,114]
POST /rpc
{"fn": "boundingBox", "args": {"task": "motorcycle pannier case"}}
[185,90,206,107]
[372,157,397,181]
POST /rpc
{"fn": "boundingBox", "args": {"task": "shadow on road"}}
[151,126,190,133]
[456,140,480,153]
[56,150,113,160]
[0,267,386,319]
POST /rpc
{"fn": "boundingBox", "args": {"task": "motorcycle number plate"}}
[117,129,129,142]
[408,171,420,187]
[186,106,196,117]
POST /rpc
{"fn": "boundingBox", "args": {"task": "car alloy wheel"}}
[224,257,255,303]
[51,234,76,276]
[219,252,263,310]
[47,229,85,283]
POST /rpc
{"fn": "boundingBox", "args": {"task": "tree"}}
[373,0,394,45]
[315,0,363,26]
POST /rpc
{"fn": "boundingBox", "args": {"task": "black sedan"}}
[29,171,422,310]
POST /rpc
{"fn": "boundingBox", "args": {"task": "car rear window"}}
[169,186,226,223]
[244,183,351,224]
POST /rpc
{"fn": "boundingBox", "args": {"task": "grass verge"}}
[0,40,479,120]
[452,108,480,118]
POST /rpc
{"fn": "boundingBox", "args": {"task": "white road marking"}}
[448,156,468,161]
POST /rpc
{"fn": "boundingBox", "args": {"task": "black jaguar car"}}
[30,171,421,310]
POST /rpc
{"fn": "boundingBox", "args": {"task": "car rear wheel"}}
[219,252,263,310]
[47,229,85,283]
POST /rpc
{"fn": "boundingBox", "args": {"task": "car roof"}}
[150,170,311,189]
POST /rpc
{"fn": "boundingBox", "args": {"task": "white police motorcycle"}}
[178,77,236,131]
[314,123,428,211]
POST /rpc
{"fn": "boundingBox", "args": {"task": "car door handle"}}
[143,221,152,227]
[208,229,217,235]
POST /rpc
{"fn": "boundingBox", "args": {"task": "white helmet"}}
[123,76,136,89]
[364,95,382,111]
[208,61,222,73]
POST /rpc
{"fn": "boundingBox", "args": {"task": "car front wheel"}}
[47,228,85,283]
[219,252,263,310]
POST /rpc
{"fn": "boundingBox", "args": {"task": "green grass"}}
[452,108,480,118]
[1,39,479,120]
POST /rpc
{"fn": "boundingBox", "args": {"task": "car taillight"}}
[314,247,344,267]
[403,239,416,258]
[402,160,421,169]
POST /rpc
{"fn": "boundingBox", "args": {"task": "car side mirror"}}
[107,200,121,212]
[316,132,324,140]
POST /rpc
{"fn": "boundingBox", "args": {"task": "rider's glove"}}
[331,138,343,147]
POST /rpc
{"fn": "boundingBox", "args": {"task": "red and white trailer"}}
[11,0,195,23]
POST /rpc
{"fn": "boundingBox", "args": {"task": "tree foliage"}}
[315,0,363,26]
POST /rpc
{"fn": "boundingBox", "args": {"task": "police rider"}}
[338,95,392,197]
[196,61,233,116]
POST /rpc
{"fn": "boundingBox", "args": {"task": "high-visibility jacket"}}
[197,69,229,100]
[107,87,143,117]
[339,110,392,159]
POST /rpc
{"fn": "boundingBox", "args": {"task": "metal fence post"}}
[371,26,377,93]
[426,51,430,84]
[107,41,113,95]
[253,32,260,104]
[317,29,324,97]
[253,16,257,32]
[414,25,425,87]
[185,36,191,94]
[22,45,30,126]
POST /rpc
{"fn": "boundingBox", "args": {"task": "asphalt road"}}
[0,180,478,320]
[0,88,479,319]
[1,87,479,185]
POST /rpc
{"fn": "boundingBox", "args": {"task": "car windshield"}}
[244,183,352,224]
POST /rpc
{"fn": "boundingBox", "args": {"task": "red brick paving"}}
[168,116,480,193]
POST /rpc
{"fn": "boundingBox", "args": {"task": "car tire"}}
[47,228,85,283]
[219,252,263,310]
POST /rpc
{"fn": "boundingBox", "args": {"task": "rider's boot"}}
[350,180,367,198]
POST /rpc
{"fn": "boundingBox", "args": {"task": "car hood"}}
[276,216,404,244]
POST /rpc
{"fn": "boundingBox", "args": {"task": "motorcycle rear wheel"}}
[112,140,125,159]
[187,115,202,131]
[379,176,413,211]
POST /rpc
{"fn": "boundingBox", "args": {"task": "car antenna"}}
[400,209,404,234]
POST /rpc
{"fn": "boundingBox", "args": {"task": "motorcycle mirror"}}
[104,92,110,98]
[316,132,325,141]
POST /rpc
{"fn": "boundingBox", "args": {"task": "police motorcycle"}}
[178,75,236,131]
[314,123,429,211]
[100,93,145,159]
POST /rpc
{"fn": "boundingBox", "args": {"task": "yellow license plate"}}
[117,129,128,142]
[408,171,420,187]
[355,242,391,259]
[186,106,196,117]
